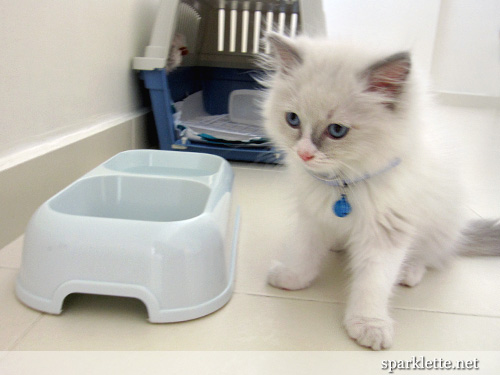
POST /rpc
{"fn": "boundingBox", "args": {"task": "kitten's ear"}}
[363,52,411,100]
[266,32,303,74]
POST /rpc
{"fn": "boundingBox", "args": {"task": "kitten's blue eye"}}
[327,123,349,139]
[285,112,300,128]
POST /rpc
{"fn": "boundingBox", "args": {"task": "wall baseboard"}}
[0,110,154,249]
[435,91,500,109]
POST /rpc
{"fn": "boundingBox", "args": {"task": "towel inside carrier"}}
[133,0,326,163]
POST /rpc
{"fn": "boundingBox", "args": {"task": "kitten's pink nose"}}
[298,150,314,162]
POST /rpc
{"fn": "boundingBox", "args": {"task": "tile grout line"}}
[467,206,484,219]
[7,313,45,351]
[233,290,346,306]
[391,306,500,320]
[233,291,500,320]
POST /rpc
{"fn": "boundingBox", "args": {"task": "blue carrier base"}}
[140,67,283,164]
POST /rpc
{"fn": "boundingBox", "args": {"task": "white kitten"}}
[259,33,500,350]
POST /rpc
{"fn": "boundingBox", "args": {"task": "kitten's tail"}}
[458,219,500,256]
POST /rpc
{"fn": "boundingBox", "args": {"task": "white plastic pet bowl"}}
[16,150,240,323]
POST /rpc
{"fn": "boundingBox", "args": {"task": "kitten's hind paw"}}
[267,261,313,291]
[344,316,394,350]
[398,262,426,287]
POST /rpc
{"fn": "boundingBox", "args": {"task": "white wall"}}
[322,0,441,73]
[322,0,500,99]
[0,0,160,167]
[431,0,500,97]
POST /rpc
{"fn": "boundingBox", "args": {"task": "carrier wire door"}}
[133,0,326,163]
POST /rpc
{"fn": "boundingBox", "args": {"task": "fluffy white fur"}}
[259,33,500,350]
[166,33,187,72]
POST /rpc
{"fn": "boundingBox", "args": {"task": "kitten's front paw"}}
[344,316,394,350]
[267,261,313,291]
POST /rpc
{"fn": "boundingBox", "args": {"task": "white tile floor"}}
[1,103,500,355]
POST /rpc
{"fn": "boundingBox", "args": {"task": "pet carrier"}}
[133,0,326,163]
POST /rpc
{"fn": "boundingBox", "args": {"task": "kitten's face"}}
[262,34,412,177]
